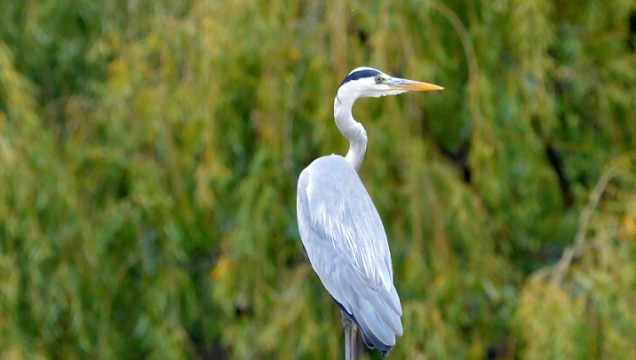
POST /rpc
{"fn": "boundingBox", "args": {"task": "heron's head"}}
[337,67,443,100]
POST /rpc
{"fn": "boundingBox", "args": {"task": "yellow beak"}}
[388,78,444,91]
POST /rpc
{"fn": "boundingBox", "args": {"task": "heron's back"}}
[297,154,402,355]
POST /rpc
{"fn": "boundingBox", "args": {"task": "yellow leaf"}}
[624,215,635,238]
[210,256,230,280]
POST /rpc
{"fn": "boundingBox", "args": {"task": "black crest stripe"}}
[339,69,381,87]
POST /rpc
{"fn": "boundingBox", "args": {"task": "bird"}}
[296,67,443,359]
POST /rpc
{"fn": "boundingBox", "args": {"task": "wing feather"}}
[297,155,402,350]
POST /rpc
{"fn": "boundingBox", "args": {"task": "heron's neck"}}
[334,92,367,172]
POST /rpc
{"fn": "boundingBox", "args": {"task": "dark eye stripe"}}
[339,69,382,87]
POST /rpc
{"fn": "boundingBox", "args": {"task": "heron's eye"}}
[375,75,383,83]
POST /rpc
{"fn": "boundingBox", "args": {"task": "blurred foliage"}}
[0,0,635,359]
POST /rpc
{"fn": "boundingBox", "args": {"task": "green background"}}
[1,0,635,359]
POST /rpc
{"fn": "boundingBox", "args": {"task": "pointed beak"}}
[387,77,444,92]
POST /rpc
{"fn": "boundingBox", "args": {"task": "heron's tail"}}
[335,297,401,357]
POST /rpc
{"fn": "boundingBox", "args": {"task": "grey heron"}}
[296,67,443,358]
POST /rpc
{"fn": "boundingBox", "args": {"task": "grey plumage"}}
[296,67,442,357]
[297,155,402,353]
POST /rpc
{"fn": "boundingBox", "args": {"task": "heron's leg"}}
[342,314,358,360]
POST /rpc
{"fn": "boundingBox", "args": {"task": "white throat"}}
[334,88,367,172]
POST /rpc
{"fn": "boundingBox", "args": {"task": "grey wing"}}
[296,156,403,348]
